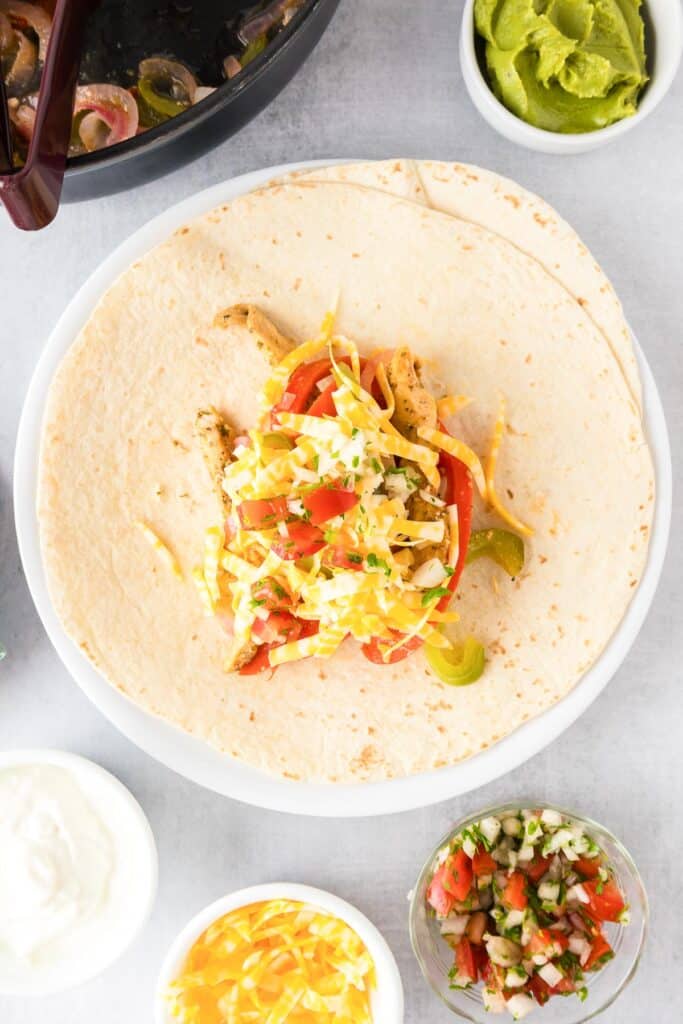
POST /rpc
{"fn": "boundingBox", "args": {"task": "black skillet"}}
[66,0,341,200]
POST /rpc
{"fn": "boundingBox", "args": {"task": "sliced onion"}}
[0,10,12,49]
[0,1,51,62]
[411,557,448,589]
[192,85,215,104]
[73,84,139,151]
[7,91,36,142]
[224,55,242,80]
[5,27,36,91]
[138,57,197,104]
[238,0,303,44]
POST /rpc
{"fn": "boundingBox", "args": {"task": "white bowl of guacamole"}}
[460,0,682,153]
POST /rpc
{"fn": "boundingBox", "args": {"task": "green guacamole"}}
[474,0,648,133]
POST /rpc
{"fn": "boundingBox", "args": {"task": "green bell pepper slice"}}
[466,528,525,577]
[241,34,267,68]
[137,75,188,126]
[262,431,294,450]
[425,636,486,686]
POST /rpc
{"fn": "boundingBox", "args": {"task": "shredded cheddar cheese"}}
[135,521,182,579]
[166,899,375,1024]
[437,394,472,418]
[485,397,534,538]
[193,317,529,672]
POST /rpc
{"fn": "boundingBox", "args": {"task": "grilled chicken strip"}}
[213,303,295,366]
[386,346,449,566]
[386,345,437,442]
[195,407,234,513]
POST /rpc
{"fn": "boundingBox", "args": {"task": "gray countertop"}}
[1,2,681,1021]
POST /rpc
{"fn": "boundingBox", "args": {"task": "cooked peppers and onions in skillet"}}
[0,0,305,162]
[425,809,630,1018]
[191,307,531,682]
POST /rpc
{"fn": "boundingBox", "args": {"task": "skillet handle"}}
[0,0,94,230]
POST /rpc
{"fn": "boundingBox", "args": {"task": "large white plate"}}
[14,161,672,817]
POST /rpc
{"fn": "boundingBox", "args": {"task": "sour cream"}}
[0,764,113,959]
[0,752,157,995]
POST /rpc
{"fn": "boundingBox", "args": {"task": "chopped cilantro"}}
[443,564,455,577]
[313,454,320,473]
[351,427,360,438]
[367,553,391,576]
[352,455,360,468]
[371,458,382,473]
[347,552,363,564]
[249,598,266,609]
[421,585,451,606]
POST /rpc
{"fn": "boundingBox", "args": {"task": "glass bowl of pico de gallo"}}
[409,802,647,1022]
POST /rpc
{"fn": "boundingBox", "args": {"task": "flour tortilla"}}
[38,181,654,783]
[275,160,640,412]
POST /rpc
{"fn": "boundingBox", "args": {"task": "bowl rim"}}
[13,159,672,817]
[153,882,404,1023]
[64,0,335,177]
[460,0,683,150]
[0,748,158,996]
[409,799,649,1022]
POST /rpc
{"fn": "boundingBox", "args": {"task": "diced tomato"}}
[238,645,273,676]
[448,849,474,902]
[251,612,302,646]
[426,864,456,917]
[454,938,478,983]
[502,872,528,911]
[583,880,625,923]
[524,855,552,883]
[525,928,567,958]
[272,359,335,416]
[272,522,325,560]
[237,497,289,530]
[471,943,490,975]
[307,382,337,417]
[465,911,488,945]
[361,632,423,664]
[302,482,359,526]
[238,621,319,676]
[251,578,292,612]
[574,856,602,880]
[324,546,364,571]
[552,976,576,995]
[481,959,505,992]
[584,930,613,970]
[528,974,551,1006]
[550,930,569,952]
[472,846,497,877]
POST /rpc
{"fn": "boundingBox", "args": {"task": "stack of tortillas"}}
[38,160,653,782]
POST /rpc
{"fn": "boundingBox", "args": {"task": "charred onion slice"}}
[0,0,51,62]
[73,84,139,152]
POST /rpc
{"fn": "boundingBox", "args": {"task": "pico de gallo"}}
[193,310,530,678]
[425,808,630,1019]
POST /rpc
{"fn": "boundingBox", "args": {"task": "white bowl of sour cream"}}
[0,749,158,995]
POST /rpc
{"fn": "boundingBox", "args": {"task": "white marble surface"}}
[1,2,681,1021]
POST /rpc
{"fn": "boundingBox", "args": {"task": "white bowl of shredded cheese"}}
[155,882,404,1023]
[0,749,158,995]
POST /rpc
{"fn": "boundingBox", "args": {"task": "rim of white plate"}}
[14,160,672,818]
